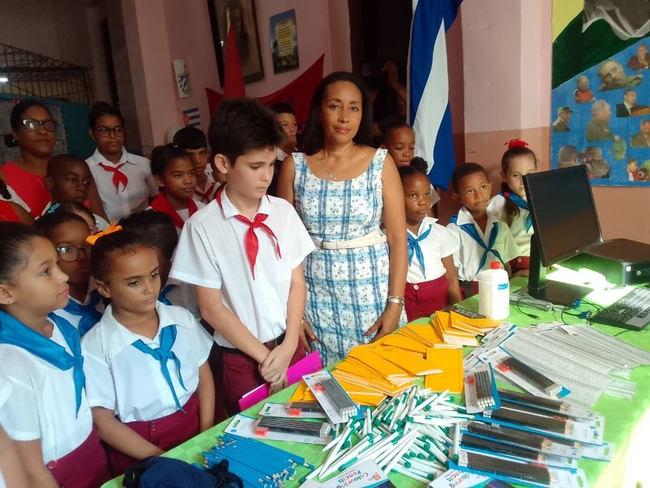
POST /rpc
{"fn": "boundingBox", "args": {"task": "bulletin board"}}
[551,1,650,186]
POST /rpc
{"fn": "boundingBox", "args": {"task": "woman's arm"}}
[196,362,215,433]
[13,440,58,488]
[276,155,296,205]
[92,407,164,459]
[10,202,33,225]
[366,153,408,340]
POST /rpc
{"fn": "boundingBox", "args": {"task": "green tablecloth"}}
[102,280,650,488]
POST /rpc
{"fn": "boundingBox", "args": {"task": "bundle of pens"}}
[450,389,612,487]
[201,434,314,487]
[306,386,472,485]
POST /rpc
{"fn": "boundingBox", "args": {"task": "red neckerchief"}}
[194,181,217,204]
[215,185,281,279]
[150,192,198,229]
[97,162,128,193]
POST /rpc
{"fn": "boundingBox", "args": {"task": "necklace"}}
[320,145,355,180]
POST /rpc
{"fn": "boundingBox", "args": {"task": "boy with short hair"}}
[447,163,518,297]
[270,103,299,196]
[170,98,315,414]
[173,127,222,203]
[44,154,109,229]
[271,103,299,162]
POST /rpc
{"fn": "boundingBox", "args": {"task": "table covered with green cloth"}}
[102,282,650,488]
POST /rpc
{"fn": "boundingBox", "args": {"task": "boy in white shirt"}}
[447,163,518,297]
[170,98,315,414]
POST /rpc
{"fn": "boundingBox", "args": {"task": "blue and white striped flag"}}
[182,106,200,128]
[408,0,462,190]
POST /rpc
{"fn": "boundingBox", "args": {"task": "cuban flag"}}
[182,106,200,128]
[409,0,462,190]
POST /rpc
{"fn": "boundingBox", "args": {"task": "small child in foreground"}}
[169,98,315,414]
[81,230,214,476]
[400,159,461,321]
[447,163,518,297]
[0,222,110,488]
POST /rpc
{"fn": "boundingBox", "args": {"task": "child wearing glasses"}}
[43,155,109,231]
[35,211,104,337]
[86,102,158,221]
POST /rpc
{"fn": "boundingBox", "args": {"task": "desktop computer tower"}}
[561,238,650,285]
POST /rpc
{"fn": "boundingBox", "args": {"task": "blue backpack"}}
[122,457,243,488]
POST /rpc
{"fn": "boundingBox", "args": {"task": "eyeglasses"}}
[22,118,57,132]
[94,126,125,137]
[56,245,91,263]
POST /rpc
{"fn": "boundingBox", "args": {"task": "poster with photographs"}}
[552,1,650,186]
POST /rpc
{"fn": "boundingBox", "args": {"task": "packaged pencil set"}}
[450,388,613,487]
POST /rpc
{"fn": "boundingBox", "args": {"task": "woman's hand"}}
[299,319,317,353]
[365,303,402,342]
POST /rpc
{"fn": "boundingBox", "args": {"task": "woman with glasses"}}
[86,102,158,221]
[2,100,107,222]
[1,100,62,218]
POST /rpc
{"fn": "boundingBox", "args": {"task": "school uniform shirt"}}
[407,217,460,284]
[169,190,315,348]
[0,320,93,464]
[147,199,205,236]
[86,148,158,221]
[41,201,110,231]
[490,194,532,256]
[159,278,201,318]
[53,291,106,336]
[193,173,220,205]
[446,202,519,282]
[81,302,213,423]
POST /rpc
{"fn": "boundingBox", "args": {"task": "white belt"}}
[313,229,387,250]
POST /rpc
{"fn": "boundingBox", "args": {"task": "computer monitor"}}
[522,165,602,304]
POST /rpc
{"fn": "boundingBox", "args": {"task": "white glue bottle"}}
[478,261,510,320]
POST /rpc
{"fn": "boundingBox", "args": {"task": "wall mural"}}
[552,1,650,186]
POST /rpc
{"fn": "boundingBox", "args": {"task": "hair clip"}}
[502,191,510,198]
[46,203,61,214]
[506,139,529,149]
[86,221,123,245]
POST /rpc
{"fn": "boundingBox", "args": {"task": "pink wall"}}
[163,0,221,132]
[245,0,350,97]
[120,0,349,147]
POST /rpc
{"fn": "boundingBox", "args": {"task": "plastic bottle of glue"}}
[477,261,510,320]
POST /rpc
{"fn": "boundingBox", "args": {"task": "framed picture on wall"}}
[207,0,265,85]
[270,9,299,73]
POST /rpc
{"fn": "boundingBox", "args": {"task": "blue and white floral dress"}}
[293,148,405,365]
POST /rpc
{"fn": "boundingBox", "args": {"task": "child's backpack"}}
[122,456,243,488]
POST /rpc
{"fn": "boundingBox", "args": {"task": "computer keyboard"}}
[592,287,650,330]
